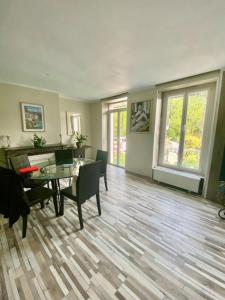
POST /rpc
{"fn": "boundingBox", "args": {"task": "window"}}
[159,84,214,174]
[108,100,127,167]
[108,101,127,111]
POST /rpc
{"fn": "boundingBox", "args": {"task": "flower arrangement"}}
[31,133,46,149]
[73,132,87,148]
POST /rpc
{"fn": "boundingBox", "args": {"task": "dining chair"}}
[55,149,73,166]
[10,154,50,208]
[55,149,74,187]
[22,185,57,237]
[0,166,57,238]
[96,149,108,191]
[73,147,85,158]
[59,161,102,229]
[10,154,49,188]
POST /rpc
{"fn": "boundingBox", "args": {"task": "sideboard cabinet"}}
[0,144,90,167]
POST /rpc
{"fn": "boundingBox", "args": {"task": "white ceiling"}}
[0,0,225,100]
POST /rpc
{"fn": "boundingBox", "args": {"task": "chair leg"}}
[96,193,101,215]
[77,203,84,229]
[104,173,108,191]
[53,194,58,216]
[40,200,44,209]
[22,214,28,238]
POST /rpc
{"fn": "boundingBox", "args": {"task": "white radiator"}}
[153,166,204,193]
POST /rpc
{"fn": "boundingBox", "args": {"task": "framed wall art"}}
[20,103,45,131]
[66,112,81,135]
[130,100,151,132]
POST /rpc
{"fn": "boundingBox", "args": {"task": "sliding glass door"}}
[109,109,127,167]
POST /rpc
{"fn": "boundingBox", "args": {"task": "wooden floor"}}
[1,166,225,300]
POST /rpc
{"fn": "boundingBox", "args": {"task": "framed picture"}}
[130,100,151,132]
[20,103,45,131]
[66,112,81,135]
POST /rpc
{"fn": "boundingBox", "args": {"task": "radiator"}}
[152,166,204,193]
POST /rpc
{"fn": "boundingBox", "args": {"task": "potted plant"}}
[31,133,46,149]
[74,132,87,148]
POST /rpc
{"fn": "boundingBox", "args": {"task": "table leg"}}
[51,179,65,216]
[57,178,65,216]
[59,193,64,216]
[51,179,59,216]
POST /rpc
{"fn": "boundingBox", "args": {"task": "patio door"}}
[109,109,127,167]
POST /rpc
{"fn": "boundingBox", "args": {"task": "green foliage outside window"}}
[166,94,206,169]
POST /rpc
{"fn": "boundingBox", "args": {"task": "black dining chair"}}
[10,154,49,189]
[73,147,85,158]
[55,149,74,187]
[0,166,57,238]
[55,149,73,166]
[22,185,57,237]
[10,154,50,208]
[96,149,108,191]
[59,161,102,229]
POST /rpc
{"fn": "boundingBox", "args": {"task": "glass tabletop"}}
[31,158,94,180]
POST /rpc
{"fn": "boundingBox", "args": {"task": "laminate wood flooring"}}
[1,166,225,300]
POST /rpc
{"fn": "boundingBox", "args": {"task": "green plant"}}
[31,133,46,149]
[74,132,87,144]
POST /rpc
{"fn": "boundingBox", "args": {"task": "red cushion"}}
[19,166,39,174]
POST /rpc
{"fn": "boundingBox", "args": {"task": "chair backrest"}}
[96,150,108,174]
[73,147,85,158]
[76,161,101,203]
[55,149,73,165]
[10,155,31,174]
[0,166,30,226]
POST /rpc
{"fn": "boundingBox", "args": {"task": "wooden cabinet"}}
[0,144,91,167]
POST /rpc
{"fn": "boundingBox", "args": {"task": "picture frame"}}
[66,112,81,135]
[20,103,45,132]
[130,100,151,132]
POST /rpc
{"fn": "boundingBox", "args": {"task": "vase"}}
[76,142,81,148]
[34,142,44,149]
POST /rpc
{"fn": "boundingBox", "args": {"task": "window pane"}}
[109,112,118,164]
[163,95,183,165]
[182,90,207,170]
[119,111,127,167]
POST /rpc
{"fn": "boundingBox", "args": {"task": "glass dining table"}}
[31,158,94,215]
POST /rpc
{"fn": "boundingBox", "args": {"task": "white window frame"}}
[158,83,215,175]
[107,100,127,168]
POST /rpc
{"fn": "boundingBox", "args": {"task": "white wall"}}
[125,87,156,177]
[90,101,102,159]
[0,83,60,147]
[90,88,158,178]
[0,83,93,159]
[59,97,92,158]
